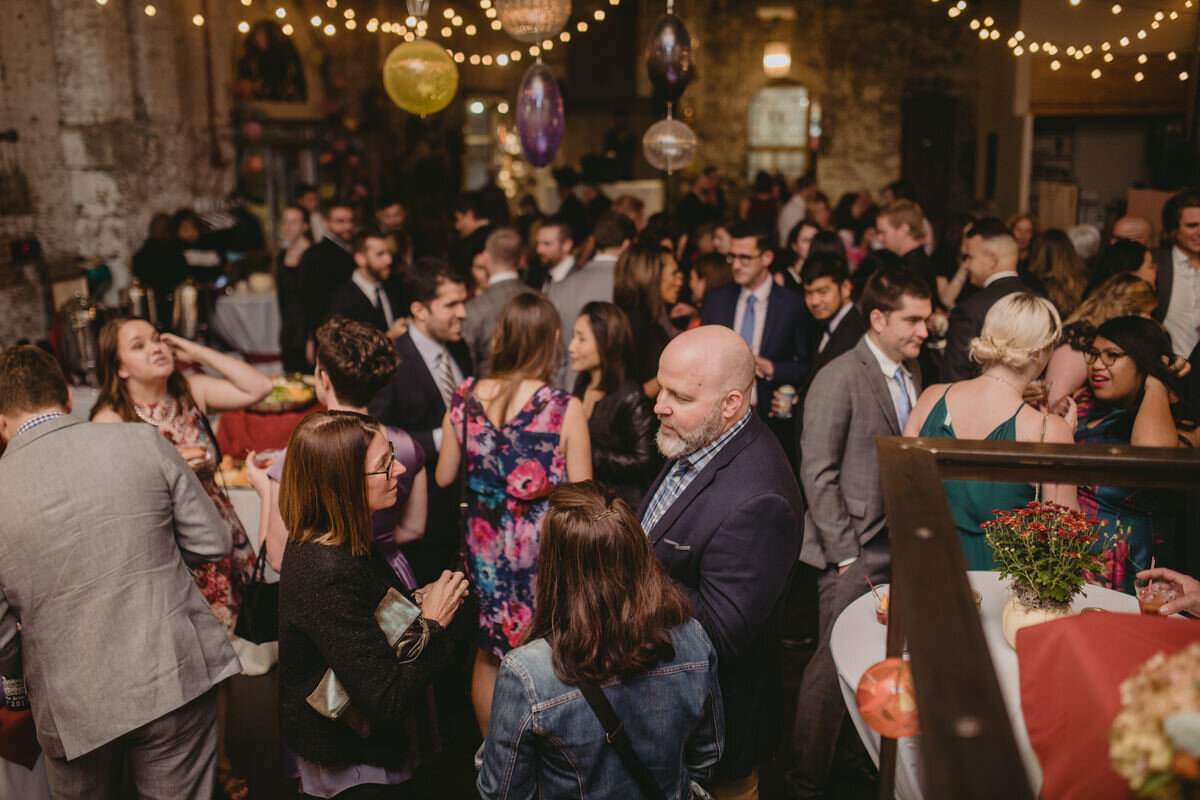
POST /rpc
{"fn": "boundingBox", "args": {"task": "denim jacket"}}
[477,618,723,799]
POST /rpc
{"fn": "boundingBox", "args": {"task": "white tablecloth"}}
[829,571,1141,800]
[211,291,280,355]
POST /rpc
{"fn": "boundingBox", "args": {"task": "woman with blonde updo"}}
[905,293,1080,569]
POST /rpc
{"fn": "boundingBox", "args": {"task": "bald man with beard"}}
[639,326,805,799]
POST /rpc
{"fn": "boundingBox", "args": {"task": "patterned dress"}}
[140,397,257,636]
[449,379,570,657]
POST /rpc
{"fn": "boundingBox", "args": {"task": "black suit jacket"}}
[1153,246,1176,324]
[638,414,804,780]
[809,305,868,379]
[299,238,356,339]
[701,282,811,411]
[942,275,1031,381]
[901,246,936,294]
[328,278,395,332]
[369,331,473,582]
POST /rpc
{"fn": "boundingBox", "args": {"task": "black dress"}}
[276,250,308,373]
[573,376,663,509]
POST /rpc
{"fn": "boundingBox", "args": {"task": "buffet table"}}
[829,571,1141,800]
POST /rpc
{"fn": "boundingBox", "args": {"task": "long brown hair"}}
[1029,229,1088,317]
[1065,273,1157,328]
[613,243,672,327]
[486,292,562,421]
[91,316,192,421]
[278,411,378,557]
[578,301,633,393]
[525,481,692,684]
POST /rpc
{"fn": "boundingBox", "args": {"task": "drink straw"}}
[865,574,881,600]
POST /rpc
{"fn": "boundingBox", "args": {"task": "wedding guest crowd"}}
[6,167,1200,800]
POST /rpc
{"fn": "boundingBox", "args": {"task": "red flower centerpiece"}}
[982,501,1112,647]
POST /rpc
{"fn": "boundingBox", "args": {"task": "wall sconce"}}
[763,42,791,78]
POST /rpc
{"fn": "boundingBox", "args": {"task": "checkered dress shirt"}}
[15,412,66,438]
[640,410,752,535]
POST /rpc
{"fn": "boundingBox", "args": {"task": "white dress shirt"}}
[409,325,464,452]
[488,271,520,286]
[983,269,1020,288]
[350,271,394,326]
[733,278,773,356]
[863,333,916,426]
[548,256,576,284]
[1164,245,1200,356]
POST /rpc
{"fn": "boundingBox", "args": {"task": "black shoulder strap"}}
[577,681,668,800]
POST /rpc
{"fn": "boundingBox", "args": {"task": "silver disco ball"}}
[642,117,697,173]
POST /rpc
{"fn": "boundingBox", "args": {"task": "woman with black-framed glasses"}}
[1077,316,1199,591]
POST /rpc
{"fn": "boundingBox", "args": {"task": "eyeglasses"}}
[365,441,395,477]
[725,253,762,265]
[1083,348,1128,367]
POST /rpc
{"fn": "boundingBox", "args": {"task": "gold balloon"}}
[382,40,459,116]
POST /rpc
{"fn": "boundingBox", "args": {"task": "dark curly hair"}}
[315,316,399,407]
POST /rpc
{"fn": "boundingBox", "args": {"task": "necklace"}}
[981,372,1023,394]
[134,397,177,427]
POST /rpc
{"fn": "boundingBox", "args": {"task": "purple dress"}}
[449,379,570,657]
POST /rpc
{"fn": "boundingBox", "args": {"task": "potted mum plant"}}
[981,501,1111,648]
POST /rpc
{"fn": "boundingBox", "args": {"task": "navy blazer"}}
[328,278,394,333]
[369,331,473,582]
[701,281,811,414]
[638,413,804,780]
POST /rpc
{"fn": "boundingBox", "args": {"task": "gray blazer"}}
[799,336,922,569]
[0,416,240,759]
[547,255,617,389]
[464,278,532,378]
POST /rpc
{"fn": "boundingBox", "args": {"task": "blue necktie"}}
[893,365,912,430]
[740,295,757,349]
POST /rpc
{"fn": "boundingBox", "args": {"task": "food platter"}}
[218,450,282,488]
[249,374,316,414]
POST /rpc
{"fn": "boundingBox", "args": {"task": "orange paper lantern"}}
[855,657,920,738]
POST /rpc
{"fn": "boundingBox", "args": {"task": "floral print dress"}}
[142,397,258,636]
[449,379,570,657]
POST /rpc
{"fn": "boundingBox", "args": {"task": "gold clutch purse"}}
[305,588,429,738]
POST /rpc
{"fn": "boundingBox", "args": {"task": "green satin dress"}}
[917,387,1036,570]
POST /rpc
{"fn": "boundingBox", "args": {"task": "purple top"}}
[268,425,425,589]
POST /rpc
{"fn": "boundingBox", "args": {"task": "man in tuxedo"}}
[0,346,239,799]
[701,222,809,463]
[1153,189,1200,357]
[463,227,530,377]
[548,211,635,389]
[942,217,1032,381]
[640,325,804,799]
[370,257,472,582]
[788,266,931,798]
[449,191,493,277]
[299,199,357,364]
[328,226,407,340]
[802,251,866,378]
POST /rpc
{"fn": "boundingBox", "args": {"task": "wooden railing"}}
[876,436,1200,800]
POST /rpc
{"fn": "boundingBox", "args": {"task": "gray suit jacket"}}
[463,277,532,378]
[0,416,240,759]
[799,336,922,569]
[547,255,617,389]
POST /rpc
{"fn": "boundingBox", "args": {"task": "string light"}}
[241,0,251,5]
[1135,71,1145,80]
[192,13,204,25]
[1091,68,1102,78]
[281,23,293,34]
[238,21,250,32]
[1181,71,1190,80]
[144,4,156,16]
[275,7,285,18]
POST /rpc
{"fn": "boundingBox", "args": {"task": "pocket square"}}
[663,538,691,551]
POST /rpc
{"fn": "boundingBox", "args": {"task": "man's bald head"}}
[1112,216,1154,246]
[653,326,754,458]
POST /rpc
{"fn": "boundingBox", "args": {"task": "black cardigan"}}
[278,539,457,768]
[573,375,663,509]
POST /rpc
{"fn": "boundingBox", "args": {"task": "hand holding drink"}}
[1135,567,1199,616]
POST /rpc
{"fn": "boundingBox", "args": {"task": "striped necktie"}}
[437,348,457,409]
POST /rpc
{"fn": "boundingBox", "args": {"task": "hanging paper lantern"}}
[382,40,459,116]
[241,121,264,141]
[244,154,265,174]
[497,0,571,44]
[515,62,564,167]
[645,13,694,102]
[642,116,696,174]
[855,658,920,739]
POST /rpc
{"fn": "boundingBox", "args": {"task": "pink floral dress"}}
[449,379,570,656]
[142,397,257,637]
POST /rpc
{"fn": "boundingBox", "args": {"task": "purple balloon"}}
[515,63,564,168]
[645,14,693,102]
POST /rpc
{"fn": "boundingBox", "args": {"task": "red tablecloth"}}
[215,404,325,460]
[0,707,40,770]
[1018,613,1200,800]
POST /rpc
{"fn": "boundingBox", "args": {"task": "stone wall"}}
[680,0,978,209]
